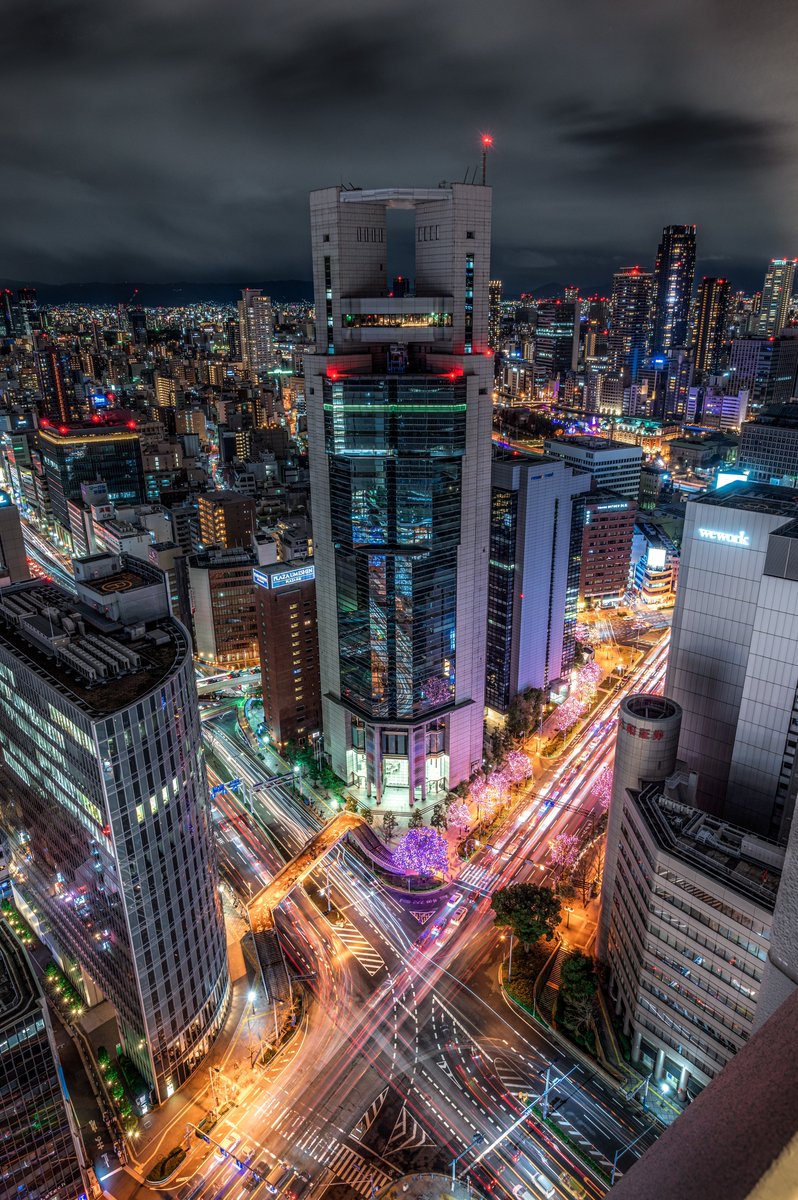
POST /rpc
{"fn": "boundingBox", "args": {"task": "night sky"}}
[4,0,798,295]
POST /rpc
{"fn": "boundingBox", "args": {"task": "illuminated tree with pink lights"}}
[392,827,449,877]
[553,694,587,733]
[447,800,471,834]
[593,765,613,812]
[548,832,580,878]
[574,660,602,702]
[487,769,511,807]
[470,775,489,810]
[504,749,533,785]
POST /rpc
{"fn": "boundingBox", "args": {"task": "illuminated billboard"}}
[254,563,315,590]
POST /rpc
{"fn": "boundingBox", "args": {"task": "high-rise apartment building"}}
[237,288,274,380]
[35,342,77,424]
[304,183,493,806]
[486,450,591,713]
[694,277,731,379]
[609,267,653,383]
[197,490,256,550]
[652,224,697,355]
[757,258,796,337]
[0,554,230,1103]
[255,560,321,744]
[489,278,502,348]
[0,491,29,583]
[543,435,643,499]
[665,483,798,835]
[38,413,146,532]
[0,922,88,1198]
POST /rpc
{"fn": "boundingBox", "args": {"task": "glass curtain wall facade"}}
[306,184,493,806]
[39,424,145,530]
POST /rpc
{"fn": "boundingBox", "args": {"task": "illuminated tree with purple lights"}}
[392,827,449,877]
[422,676,452,707]
[593,765,612,812]
[447,800,471,834]
[504,749,533,785]
[553,694,587,733]
[470,775,490,810]
[574,660,602,702]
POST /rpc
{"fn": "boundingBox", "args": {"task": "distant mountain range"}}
[0,280,315,306]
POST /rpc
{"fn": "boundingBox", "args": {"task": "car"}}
[451,906,467,926]
[446,891,461,906]
[428,922,443,938]
[531,1171,556,1198]
[216,1132,240,1159]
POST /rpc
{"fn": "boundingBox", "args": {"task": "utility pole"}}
[611,1123,656,1185]
[451,1133,484,1185]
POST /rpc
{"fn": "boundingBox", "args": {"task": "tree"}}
[548,832,581,880]
[491,883,561,948]
[430,802,447,830]
[361,805,374,826]
[552,694,586,733]
[392,827,449,877]
[381,812,398,844]
[344,796,359,813]
[506,688,543,739]
[408,808,424,830]
[447,800,471,834]
[504,749,533,786]
[559,950,597,1038]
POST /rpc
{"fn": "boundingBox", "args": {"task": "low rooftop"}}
[692,480,798,517]
[635,782,783,910]
[545,434,640,453]
[0,577,185,719]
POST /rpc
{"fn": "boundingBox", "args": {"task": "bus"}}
[559,1170,588,1199]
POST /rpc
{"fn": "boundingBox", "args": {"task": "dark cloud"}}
[2,0,798,293]
[561,107,779,177]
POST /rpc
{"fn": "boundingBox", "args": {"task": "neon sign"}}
[698,527,750,547]
[254,564,315,590]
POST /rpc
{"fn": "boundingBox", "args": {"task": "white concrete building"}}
[305,183,493,807]
[542,435,643,499]
[666,483,798,831]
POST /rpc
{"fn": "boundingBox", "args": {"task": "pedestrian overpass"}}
[247,811,365,1007]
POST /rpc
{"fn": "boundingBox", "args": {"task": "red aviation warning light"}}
[480,133,494,185]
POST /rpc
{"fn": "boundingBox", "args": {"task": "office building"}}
[652,224,697,355]
[489,279,502,348]
[605,768,780,1096]
[694,277,731,379]
[238,288,274,381]
[0,922,88,1198]
[578,490,637,603]
[738,405,798,485]
[543,434,643,499]
[685,386,749,431]
[0,491,29,583]
[610,983,798,1200]
[757,258,796,337]
[35,343,77,424]
[188,546,259,668]
[486,450,591,713]
[255,561,321,745]
[15,287,41,337]
[609,267,653,384]
[535,301,579,378]
[197,490,256,550]
[304,183,493,806]
[0,555,230,1103]
[38,413,146,532]
[632,522,679,605]
[666,483,798,833]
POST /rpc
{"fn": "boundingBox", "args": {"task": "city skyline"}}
[2,0,798,292]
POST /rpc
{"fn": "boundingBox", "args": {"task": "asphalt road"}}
[155,637,671,1200]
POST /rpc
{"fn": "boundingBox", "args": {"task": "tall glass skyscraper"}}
[608,266,652,384]
[651,224,696,354]
[0,554,229,1103]
[305,184,493,806]
[694,276,731,380]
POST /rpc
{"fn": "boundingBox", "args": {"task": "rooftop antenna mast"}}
[481,133,494,185]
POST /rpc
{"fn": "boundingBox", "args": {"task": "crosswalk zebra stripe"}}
[330,922,385,975]
[326,1145,393,1194]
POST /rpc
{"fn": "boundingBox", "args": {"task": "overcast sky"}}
[3,0,797,294]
